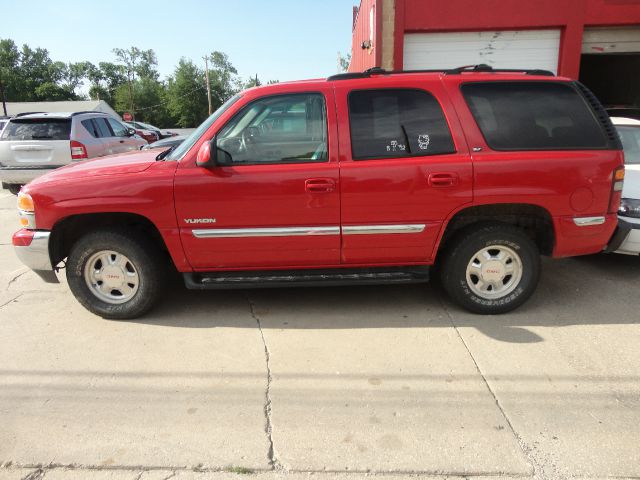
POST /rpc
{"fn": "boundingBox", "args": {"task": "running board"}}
[183,266,430,290]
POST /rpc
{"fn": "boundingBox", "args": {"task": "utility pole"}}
[0,69,7,117]
[203,55,212,115]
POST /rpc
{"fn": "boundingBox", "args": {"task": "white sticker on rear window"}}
[418,134,430,150]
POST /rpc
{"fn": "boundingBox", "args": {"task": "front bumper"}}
[12,229,59,283]
[0,165,59,185]
[606,217,640,255]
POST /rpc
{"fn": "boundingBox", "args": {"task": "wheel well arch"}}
[437,203,555,258]
[49,212,169,267]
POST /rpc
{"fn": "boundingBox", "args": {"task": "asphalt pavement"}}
[0,187,638,480]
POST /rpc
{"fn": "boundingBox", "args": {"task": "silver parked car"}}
[0,111,146,194]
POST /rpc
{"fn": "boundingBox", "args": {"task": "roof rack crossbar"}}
[327,64,555,81]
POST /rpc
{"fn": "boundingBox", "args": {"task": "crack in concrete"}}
[245,293,282,471]
[21,469,45,480]
[0,293,22,309]
[438,295,539,479]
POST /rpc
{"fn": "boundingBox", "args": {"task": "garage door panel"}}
[582,27,640,54]
[404,29,561,73]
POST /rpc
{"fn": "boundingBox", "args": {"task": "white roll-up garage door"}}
[404,29,561,73]
[582,27,640,54]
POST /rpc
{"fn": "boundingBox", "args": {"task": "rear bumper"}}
[606,217,640,255]
[12,229,59,283]
[0,165,59,185]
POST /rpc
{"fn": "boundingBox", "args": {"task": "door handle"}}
[305,178,335,193]
[119,140,125,143]
[428,172,458,187]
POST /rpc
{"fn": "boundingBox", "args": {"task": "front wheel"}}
[66,230,166,319]
[440,224,541,314]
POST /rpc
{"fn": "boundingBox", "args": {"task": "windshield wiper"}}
[155,145,176,161]
[31,135,54,139]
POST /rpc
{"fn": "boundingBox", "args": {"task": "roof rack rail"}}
[14,112,45,117]
[327,64,555,81]
[70,111,108,116]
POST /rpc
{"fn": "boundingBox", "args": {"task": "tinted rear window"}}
[461,82,607,150]
[1,118,71,141]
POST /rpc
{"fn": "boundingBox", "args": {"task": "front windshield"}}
[617,125,640,165]
[165,93,242,161]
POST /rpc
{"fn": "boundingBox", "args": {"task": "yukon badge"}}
[184,218,217,224]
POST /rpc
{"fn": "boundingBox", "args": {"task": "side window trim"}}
[347,87,457,161]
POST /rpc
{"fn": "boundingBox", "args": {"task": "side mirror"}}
[127,128,136,137]
[196,137,217,167]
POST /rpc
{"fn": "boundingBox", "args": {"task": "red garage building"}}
[350,0,640,108]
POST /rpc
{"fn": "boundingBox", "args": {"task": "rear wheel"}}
[440,224,540,314]
[66,230,166,319]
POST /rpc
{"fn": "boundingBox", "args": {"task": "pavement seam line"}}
[438,295,538,479]
[245,293,283,471]
[0,293,22,309]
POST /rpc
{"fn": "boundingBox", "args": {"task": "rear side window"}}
[348,89,455,160]
[617,126,640,165]
[1,118,71,141]
[461,82,607,150]
[81,119,99,138]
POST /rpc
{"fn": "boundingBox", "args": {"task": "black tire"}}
[7,184,22,195]
[66,229,166,319]
[440,224,540,314]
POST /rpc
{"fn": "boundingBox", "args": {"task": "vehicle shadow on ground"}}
[133,253,640,343]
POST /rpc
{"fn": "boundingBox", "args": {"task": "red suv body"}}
[12,68,624,319]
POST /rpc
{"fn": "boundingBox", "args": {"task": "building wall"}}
[349,0,380,72]
[351,0,640,78]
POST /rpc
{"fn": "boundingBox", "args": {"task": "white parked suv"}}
[0,111,146,194]
[608,117,640,255]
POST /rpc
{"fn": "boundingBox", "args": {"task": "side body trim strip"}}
[191,224,427,238]
[192,226,340,238]
[341,224,425,235]
[573,216,606,227]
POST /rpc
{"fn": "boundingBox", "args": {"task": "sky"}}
[3,0,358,85]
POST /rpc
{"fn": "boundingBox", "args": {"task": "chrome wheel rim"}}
[465,245,523,300]
[84,250,139,304]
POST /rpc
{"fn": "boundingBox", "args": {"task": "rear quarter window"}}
[1,118,72,141]
[461,82,608,150]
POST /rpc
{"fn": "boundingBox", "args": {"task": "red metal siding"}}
[351,0,640,78]
[349,0,382,72]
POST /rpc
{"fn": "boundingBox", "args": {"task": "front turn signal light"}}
[17,192,34,212]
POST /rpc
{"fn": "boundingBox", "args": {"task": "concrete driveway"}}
[0,187,638,480]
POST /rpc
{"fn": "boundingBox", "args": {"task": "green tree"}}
[167,58,208,128]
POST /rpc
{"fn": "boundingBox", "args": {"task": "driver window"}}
[216,93,328,165]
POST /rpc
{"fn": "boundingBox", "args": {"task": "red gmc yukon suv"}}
[12,66,625,319]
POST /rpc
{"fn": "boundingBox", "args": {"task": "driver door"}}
[174,89,340,270]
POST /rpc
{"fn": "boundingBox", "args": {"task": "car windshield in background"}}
[165,94,242,161]
[617,126,640,164]
[1,118,71,141]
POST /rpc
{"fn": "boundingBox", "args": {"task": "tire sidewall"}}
[442,226,540,314]
[66,231,162,319]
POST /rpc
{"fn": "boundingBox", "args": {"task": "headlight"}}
[17,192,36,229]
[618,198,640,218]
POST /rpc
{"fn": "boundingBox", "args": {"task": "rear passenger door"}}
[334,80,473,264]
